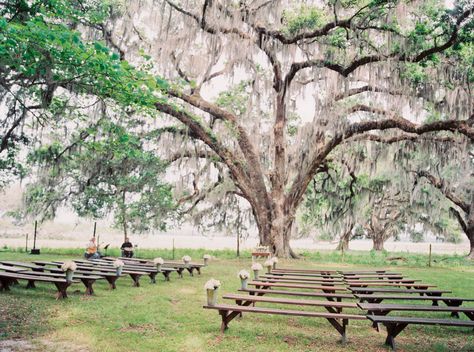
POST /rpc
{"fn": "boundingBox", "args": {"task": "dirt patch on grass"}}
[118,322,161,335]
[0,339,37,352]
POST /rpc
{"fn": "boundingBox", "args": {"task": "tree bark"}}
[337,236,350,251]
[468,233,474,259]
[372,236,385,251]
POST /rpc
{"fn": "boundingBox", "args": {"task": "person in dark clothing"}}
[120,237,134,258]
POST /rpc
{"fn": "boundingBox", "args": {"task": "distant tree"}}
[26,120,175,240]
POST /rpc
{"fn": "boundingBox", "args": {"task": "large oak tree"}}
[1,0,474,256]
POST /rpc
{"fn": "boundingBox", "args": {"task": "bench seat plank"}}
[355,294,474,304]
[240,288,355,300]
[348,282,435,288]
[224,293,358,309]
[256,278,346,286]
[262,274,344,283]
[359,303,474,313]
[249,281,348,291]
[350,288,450,295]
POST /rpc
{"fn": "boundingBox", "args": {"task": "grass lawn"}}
[0,250,473,352]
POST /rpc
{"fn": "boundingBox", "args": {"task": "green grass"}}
[0,249,473,351]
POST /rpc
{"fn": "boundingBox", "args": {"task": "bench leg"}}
[196,267,201,275]
[54,282,69,299]
[106,276,118,290]
[177,268,184,278]
[186,267,194,276]
[162,271,171,281]
[26,280,36,289]
[0,278,11,291]
[149,273,157,284]
[383,322,408,351]
[326,318,347,343]
[218,309,241,333]
[81,279,95,295]
[129,274,141,287]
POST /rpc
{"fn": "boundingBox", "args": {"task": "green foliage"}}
[282,5,326,35]
[215,80,251,117]
[26,120,176,234]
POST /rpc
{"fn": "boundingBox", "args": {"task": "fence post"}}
[172,238,175,260]
[428,244,432,267]
[236,233,240,258]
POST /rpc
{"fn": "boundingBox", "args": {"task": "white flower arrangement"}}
[61,261,77,272]
[153,257,164,265]
[113,259,125,268]
[254,245,270,252]
[203,254,211,260]
[182,255,192,263]
[238,270,250,280]
[264,259,273,267]
[204,278,221,290]
[251,263,263,271]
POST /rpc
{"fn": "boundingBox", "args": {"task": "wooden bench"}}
[55,261,146,287]
[347,282,435,289]
[0,261,46,272]
[271,269,339,277]
[350,287,450,297]
[269,271,342,279]
[342,270,393,275]
[223,293,357,314]
[98,258,178,283]
[273,268,339,275]
[240,288,355,302]
[366,315,474,350]
[204,304,366,342]
[0,271,73,299]
[89,259,175,283]
[355,294,474,307]
[249,281,348,293]
[0,264,27,272]
[345,279,420,284]
[13,270,102,295]
[261,274,345,283]
[163,261,205,276]
[343,274,405,280]
[101,257,183,278]
[359,302,474,320]
[256,277,346,286]
[33,261,122,289]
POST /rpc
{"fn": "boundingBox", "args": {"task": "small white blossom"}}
[153,257,164,265]
[251,263,263,271]
[203,254,211,260]
[204,278,221,290]
[61,261,77,272]
[113,260,125,268]
[238,270,250,280]
[264,259,273,268]
[182,255,192,263]
[271,257,279,263]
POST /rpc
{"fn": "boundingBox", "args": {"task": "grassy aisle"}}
[0,251,473,352]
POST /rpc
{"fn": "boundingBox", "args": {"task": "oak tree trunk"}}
[468,230,474,260]
[372,236,385,251]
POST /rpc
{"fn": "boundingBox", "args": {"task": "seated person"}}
[120,237,134,258]
[84,237,101,259]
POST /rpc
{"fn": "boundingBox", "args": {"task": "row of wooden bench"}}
[0,257,205,299]
[204,267,474,350]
